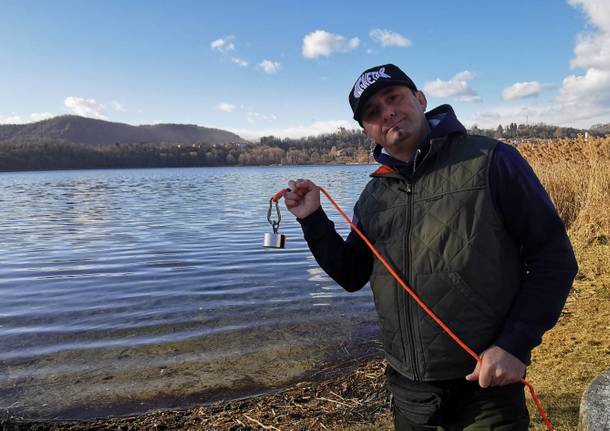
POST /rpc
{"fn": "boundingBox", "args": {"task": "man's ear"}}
[416,91,427,111]
[361,127,368,138]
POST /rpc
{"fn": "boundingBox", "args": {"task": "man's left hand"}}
[465,345,526,388]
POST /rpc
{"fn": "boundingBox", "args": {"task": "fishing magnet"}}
[264,198,286,248]
[263,231,286,248]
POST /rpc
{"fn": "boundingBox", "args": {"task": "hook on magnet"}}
[264,195,286,248]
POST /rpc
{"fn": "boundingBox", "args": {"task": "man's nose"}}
[381,105,396,122]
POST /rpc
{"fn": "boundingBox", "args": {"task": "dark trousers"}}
[387,366,530,430]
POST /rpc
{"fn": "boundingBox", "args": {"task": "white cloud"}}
[302,30,360,59]
[369,29,411,48]
[557,0,610,115]
[568,0,610,33]
[423,71,481,102]
[30,112,54,122]
[502,81,543,100]
[231,57,248,67]
[230,120,358,140]
[571,33,610,70]
[257,59,281,74]
[216,102,237,113]
[64,96,107,119]
[468,1,610,128]
[211,36,252,69]
[0,114,22,124]
[111,101,126,112]
[568,1,610,70]
[468,101,610,129]
[558,68,610,105]
[456,94,482,102]
[210,36,236,53]
[0,112,55,124]
[247,111,277,123]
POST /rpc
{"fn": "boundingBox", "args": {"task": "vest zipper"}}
[412,148,422,175]
[403,180,420,380]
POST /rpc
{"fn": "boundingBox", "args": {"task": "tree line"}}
[0,123,607,172]
[0,128,372,171]
[471,122,609,139]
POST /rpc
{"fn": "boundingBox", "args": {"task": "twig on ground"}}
[244,414,281,431]
[317,396,354,408]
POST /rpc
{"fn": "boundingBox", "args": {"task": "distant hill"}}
[0,115,607,172]
[0,115,247,146]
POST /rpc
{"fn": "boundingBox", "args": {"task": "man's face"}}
[360,85,428,161]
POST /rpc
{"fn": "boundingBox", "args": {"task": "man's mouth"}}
[385,118,404,135]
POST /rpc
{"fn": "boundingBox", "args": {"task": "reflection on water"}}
[0,165,380,419]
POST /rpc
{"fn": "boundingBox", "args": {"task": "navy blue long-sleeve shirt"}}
[297,106,578,366]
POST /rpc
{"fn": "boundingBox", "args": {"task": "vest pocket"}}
[445,272,497,320]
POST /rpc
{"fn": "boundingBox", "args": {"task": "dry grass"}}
[520,137,610,279]
[517,137,610,430]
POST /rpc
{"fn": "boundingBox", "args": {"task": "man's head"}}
[349,64,428,162]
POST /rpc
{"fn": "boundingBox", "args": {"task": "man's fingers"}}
[284,199,298,208]
[477,354,492,388]
[465,361,480,382]
[284,191,301,201]
[287,179,312,197]
[465,370,479,382]
[479,367,492,388]
[295,179,317,192]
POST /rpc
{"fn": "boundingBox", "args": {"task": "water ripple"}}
[0,165,379,418]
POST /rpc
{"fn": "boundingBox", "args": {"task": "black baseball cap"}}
[349,64,417,124]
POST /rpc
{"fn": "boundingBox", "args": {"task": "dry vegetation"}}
[516,137,610,430]
[2,138,608,430]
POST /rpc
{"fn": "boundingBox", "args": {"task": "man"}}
[284,64,578,430]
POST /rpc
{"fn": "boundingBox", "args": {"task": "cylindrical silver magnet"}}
[263,232,286,248]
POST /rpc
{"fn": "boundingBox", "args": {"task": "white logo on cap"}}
[353,67,391,99]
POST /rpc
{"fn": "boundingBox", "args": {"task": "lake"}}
[0,165,381,419]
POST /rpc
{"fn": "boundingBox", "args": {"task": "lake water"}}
[0,165,381,419]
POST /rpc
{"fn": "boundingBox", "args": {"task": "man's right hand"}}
[284,179,321,220]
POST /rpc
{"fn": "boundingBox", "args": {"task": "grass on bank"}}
[517,137,610,430]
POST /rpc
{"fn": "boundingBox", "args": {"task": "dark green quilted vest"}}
[357,134,522,381]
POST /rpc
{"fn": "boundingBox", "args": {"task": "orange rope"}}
[272,186,554,431]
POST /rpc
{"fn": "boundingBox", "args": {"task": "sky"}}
[1,0,610,140]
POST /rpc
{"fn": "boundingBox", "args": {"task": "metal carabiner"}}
[267,198,281,234]
[264,198,286,248]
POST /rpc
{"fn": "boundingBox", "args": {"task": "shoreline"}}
[0,161,377,175]
[1,353,392,431]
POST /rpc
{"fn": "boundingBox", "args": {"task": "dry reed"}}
[520,137,610,278]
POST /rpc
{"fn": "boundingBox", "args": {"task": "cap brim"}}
[353,80,416,123]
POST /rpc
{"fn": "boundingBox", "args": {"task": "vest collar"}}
[370,104,466,179]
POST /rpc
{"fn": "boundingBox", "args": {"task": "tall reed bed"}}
[519,137,610,278]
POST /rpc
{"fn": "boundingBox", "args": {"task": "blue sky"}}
[2,0,609,139]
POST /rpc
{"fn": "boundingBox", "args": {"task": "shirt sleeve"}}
[297,205,374,292]
[489,143,578,364]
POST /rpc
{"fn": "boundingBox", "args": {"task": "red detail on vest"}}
[373,165,399,176]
